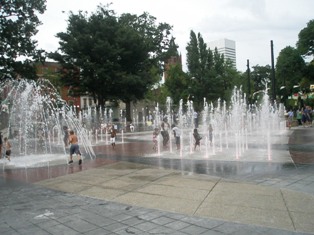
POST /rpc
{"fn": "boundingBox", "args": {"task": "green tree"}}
[247,65,271,103]
[276,46,305,93]
[164,64,189,105]
[186,31,234,109]
[116,12,172,120]
[297,19,314,58]
[49,5,172,121]
[0,0,46,80]
[250,65,272,92]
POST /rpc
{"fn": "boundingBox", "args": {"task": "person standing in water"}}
[193,128,202,150]
[171,124,181,150]
[68,130,82,165]
[110,128,117,149]
[3,137,11,161]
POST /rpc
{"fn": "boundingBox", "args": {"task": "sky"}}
[35,0,314,72]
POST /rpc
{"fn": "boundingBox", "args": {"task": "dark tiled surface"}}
[0,177,311,235]
[1,127,314,234]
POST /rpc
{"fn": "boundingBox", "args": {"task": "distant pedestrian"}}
[296,109,302,126]
[110,128,117,149]
[287,109,294,129]
[3,137,11,161]
[68,130,82,165]
[193,128,202,150]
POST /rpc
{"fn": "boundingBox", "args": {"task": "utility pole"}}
[270,40,276,102]
[247,59,251,104]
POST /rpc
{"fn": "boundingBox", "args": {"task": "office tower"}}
[208,38,236,68]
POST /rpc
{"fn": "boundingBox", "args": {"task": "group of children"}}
[0,132,11,161]
[153,123,213,152]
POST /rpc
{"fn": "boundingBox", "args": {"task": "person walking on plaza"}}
[110,128,117,149]
[68,130,82,165]
[3,137,11,161]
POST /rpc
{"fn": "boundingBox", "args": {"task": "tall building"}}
[208,38,236,69]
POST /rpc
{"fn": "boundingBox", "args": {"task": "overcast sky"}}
[35,0,314,72]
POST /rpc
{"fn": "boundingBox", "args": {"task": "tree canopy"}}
[184,30,237,109]
[297,19,314,58]
[276,46,306,92]
[49,5,172,120]
[0,0,46,80]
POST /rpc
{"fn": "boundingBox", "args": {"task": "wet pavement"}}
[0,127,314,234]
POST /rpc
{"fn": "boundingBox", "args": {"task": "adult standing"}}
[68,130,82,165]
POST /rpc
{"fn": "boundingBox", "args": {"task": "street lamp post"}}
[247,59,251,104]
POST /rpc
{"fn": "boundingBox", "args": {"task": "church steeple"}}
[164,37,182,80]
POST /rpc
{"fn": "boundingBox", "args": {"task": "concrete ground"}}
[1,127,314,234]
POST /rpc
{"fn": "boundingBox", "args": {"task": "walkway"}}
[0,127,314,234]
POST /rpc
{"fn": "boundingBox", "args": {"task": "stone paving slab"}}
[35,161,314,234]
[1,127,314,234]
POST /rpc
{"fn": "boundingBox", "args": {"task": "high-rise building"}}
[208,38,236,69]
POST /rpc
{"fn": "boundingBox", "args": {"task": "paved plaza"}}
[0,127,314,234]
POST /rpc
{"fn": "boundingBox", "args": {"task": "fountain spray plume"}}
[0,78,95,166]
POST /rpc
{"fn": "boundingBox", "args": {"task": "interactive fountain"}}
[0,78,95,168]
[147,86,289,163]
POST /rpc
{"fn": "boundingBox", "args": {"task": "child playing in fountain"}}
[193,128,202,150]
[152,127,160,152]
[171,124,181,150]
[68,130,82,165]
[3,137,11,161]
[161,118,170,148]
[110,128,117,149]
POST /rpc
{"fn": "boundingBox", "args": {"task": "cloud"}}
[35,0,314,71]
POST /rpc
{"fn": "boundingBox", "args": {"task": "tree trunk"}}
[125,101,132,122]
[124,101,132,132]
